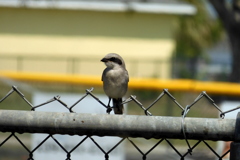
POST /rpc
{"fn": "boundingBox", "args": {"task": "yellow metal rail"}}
[1,71,240,96]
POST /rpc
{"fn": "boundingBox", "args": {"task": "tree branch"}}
[208,0,235,30]
[232,0,240,12]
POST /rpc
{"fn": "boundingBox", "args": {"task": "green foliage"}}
[175,0,223,59]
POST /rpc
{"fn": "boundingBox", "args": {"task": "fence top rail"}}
[0,110,235,141]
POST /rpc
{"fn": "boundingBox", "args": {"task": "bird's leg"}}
[107,97,111,107]
[106,97,112,114]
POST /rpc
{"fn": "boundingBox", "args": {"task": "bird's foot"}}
[106,107,112,114]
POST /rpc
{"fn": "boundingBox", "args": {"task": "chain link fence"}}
[0,86,240,160]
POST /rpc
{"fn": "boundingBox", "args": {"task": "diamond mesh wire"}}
[0,86,239,160]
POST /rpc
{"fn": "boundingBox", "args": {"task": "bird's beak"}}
[101,58,108,62]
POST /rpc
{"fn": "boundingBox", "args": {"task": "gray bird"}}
[101,53,129,114]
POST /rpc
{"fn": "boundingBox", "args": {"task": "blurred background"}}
[0,0,239,159]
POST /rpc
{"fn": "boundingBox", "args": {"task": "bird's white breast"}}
[103,68,128,99]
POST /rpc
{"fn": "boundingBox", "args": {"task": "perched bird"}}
[101,53,129,114]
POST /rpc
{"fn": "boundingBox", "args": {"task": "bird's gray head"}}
[101,53,126,69]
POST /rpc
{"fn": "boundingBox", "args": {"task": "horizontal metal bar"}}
[1,71,240,96]
[0,110,235,141]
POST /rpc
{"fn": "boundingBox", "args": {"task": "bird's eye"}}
[110,57,116,61]
[109,57,122,65]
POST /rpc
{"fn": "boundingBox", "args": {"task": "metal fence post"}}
[230,142,240,160]
[230,112,240,160]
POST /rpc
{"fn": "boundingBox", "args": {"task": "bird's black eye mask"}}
[109,57,122,65]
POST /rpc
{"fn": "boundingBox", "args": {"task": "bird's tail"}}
[113,98,123,114]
